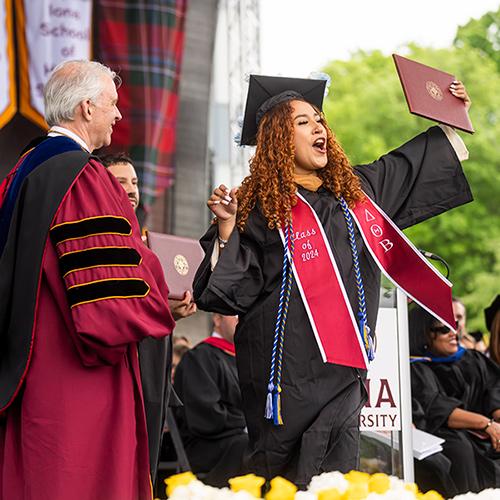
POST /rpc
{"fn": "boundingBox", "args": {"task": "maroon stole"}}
[202,336,236,356]
[350,196,455,327]
[282,192,455,370]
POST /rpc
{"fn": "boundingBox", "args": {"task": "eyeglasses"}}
[430,325,452,335]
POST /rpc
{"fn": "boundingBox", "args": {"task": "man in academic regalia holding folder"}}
[101,151,197,486]
[0,60,175,500]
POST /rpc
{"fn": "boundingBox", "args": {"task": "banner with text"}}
[15,0,92,128]
[0,0,16,129]
[360,308,401,431]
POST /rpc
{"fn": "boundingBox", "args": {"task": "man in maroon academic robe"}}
[0,60,175,500]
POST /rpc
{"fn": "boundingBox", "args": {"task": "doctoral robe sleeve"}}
[193,217,265,315]
[49,159,175,366]
[174,347,246,437]
[410,362,463,433]
[355,126,473,229]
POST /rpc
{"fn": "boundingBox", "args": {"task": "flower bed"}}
[158,471,500,499]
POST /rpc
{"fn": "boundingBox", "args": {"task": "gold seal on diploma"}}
[173,254,189,276]
[425,81,443,101]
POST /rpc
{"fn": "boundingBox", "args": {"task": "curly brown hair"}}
[236,99,364,231]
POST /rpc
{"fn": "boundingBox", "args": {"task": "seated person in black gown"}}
[173,314,248,487]
[412,399,458,498]
[485,295,500,364]
[409,306,500,494]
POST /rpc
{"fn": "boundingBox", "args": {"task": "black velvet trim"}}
[59,246,141,277]
[0,148,90,411]
[67,278,150,308]
[50,216,132,245]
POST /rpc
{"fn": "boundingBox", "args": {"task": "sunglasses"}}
[430,325,452,335]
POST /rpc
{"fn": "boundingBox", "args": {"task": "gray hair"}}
[43,60,121,127]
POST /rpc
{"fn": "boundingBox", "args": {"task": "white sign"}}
[359,308,401,431]
[18,0,92,127]
[0,0,15,128]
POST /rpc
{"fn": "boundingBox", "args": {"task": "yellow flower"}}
[265,476,297,500]
[343,482,369,500]
[418,490,444,500]
[229,473,266,498]
[368,473,391,494]
[164,471,197,497]
[343,470,370,484]
[317,488,343,500]
[405,482,420,495]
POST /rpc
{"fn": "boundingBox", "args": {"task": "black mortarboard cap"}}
[240,75,327,146]
[484,294,500,331]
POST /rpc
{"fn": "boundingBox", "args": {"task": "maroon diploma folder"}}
[393,54,474,133]
[146,231,204,300]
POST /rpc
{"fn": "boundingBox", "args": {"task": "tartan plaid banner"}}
[95,0,188,208]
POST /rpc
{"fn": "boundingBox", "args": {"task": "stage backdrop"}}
[95,0,188,210]
[0,0,16,128]
[15,0,92,129]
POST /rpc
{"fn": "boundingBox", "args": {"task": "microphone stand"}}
[419,249,450,280]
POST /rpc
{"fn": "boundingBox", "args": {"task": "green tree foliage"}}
[455,6,500,72]
[321,43,500,330]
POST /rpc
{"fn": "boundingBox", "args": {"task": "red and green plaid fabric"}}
[95,0,188,209]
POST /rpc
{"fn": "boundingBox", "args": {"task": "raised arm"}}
[355,82,473,229]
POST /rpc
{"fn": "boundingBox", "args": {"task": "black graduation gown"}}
[193,126,472,486]
[173,342,248,487]
[411,350,500,493]
[411,399,459,497]
[138,335,171,485]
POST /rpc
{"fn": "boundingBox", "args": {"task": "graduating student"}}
[409,307,500,493]
[0,61,175,500]
[193,74,473,486]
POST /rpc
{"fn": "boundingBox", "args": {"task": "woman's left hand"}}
[485,420,500,452]
[449,81,471,111]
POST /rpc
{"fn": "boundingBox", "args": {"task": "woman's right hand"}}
[207,184,238,242]
[207,184,238,222]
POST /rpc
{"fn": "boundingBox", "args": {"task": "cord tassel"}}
[367,330,375,361]
[341,197,373,364]
[265,221,294,426]
[272,385,283,425]
[265,383,274,420]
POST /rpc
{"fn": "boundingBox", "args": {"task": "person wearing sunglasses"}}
[409,306,500,494]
